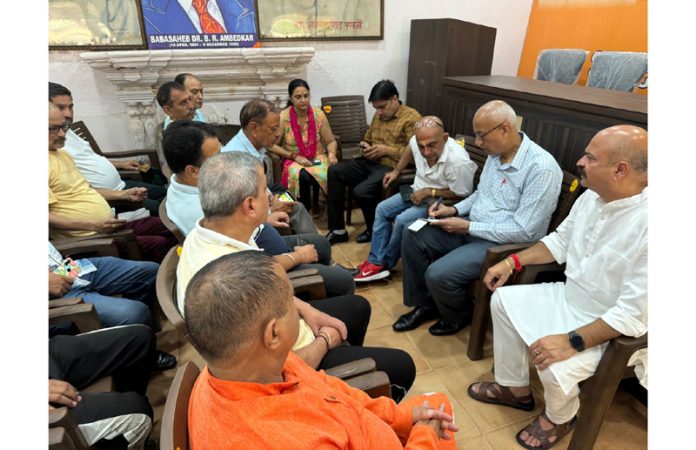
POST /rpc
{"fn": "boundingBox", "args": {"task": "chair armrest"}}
[51,238,121,258]
[49,407,91,448]
[107,149,161,169]
[48,297,83,308]
[324,358,376,379]
[288,268,320,279]
[49,303,102,333]
[48,426,68,448]
[117,169,144,182]
[516,262,565,285]
[53,230,142,261]
[82,376,114,393]
[344,371,392,399]
[291,275,326,299]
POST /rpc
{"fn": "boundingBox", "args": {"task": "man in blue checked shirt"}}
[394,100,562,336]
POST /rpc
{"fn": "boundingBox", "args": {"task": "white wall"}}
[48,0,533,152]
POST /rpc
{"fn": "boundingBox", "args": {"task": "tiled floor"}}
[147,210,647,449]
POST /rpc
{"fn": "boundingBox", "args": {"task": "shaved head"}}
[595,125,648,173]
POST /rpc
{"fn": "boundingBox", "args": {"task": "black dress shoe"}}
[428,318,468,336]
[393,306,439,332]
[356,230,372,243]
[153,351,177,371]
[326,230,349,245]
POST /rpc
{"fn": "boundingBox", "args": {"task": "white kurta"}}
[497,188,648,394]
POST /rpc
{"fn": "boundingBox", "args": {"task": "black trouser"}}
[49,325,155,439]
[298,168,320,212]
[327,158,391,232]
[308,295,416,402]
[123,179,167,217]
[283,234,356,297]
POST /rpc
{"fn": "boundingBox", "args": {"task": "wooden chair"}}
[69,121,163,183]
[322,96,370,225]
[453,135,584,361]
[158,197,186,244]
[505,261,648,450]
[49,408,93,450]
[209,123,241,146]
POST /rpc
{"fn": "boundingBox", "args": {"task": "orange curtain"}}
[517,0,647,93]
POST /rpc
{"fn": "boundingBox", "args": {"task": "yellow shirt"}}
[48,149,113,239]
[177,220,316,349]
[363,103,422,168]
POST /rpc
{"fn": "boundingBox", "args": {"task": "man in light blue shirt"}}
[164,120,354,297]
[222,99,317,235]
[394,100,563,336]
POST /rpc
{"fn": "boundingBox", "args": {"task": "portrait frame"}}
[49,0,147,50]
[258,0,383,41]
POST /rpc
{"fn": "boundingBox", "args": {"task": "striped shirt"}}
[454,133,563,243]
[364,103,421,168]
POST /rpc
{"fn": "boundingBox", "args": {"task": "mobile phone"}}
[312,158,322,165]
[278,192,294,203]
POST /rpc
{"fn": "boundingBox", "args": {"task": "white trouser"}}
[491,291,580,424]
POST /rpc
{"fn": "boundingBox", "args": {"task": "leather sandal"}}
[515,412,577,449]
[467,381,535,411]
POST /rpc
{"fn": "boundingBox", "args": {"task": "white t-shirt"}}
[410,136,477,197]
[64,130,125,190]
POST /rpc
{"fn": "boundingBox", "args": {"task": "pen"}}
[429,196,443,218]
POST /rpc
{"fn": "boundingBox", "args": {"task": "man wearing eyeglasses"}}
[325,80,422,245]
[353,116,477,283]
[394,100,563,336]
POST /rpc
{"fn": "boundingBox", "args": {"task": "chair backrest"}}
[156,246,187,336]
[70,121,104,156]
[320,95,369,145]
[548,171,583,233]
[159,197,187,244]
[586,51,648,92]
[160,361,201,450]
[210,123,242,146]
[455,135,487,189]
[534,49,589,84]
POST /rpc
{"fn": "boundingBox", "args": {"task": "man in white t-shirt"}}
[49,82,166,216]
[354,116,477,282]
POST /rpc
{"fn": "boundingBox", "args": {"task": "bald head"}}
[595,125,648,173]
[577,125,648,201]
[414,115,449,165]
[474,100,517,131]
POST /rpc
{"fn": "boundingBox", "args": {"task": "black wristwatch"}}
[568,330,586,352]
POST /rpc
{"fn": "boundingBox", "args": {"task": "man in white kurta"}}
[469,125,648,449]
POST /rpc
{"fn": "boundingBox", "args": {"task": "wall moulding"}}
[80,47,315,147]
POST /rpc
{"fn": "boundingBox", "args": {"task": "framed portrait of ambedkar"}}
[49,0,147,49]
[258,0,383,41]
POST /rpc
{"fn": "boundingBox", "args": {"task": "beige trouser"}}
[490,291,583,424]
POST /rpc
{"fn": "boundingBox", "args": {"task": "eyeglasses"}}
[474,122,505,140]
[49,123,70,134]
[415,118,444,129]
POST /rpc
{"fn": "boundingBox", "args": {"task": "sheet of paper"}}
[407,218,429,232]
[117,207,150,222]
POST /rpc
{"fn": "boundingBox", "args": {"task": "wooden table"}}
[440,75,647,172]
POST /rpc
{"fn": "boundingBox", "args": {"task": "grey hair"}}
[198,152,263,219]
[477,100,518,131]
[185,251,291,362]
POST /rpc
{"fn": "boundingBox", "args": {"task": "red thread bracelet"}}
[509,253,522,272]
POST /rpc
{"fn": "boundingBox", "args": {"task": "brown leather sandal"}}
[467,381,535,411]
[515,412,577,449]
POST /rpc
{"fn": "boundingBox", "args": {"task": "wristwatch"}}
[568,330,586,352]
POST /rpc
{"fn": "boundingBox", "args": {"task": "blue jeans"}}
[67,257,159,327]
[368,193,429,269]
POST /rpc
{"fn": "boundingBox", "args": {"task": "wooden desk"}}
[440,75,647,172]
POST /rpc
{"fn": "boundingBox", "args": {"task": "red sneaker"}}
[354,262,390,283]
